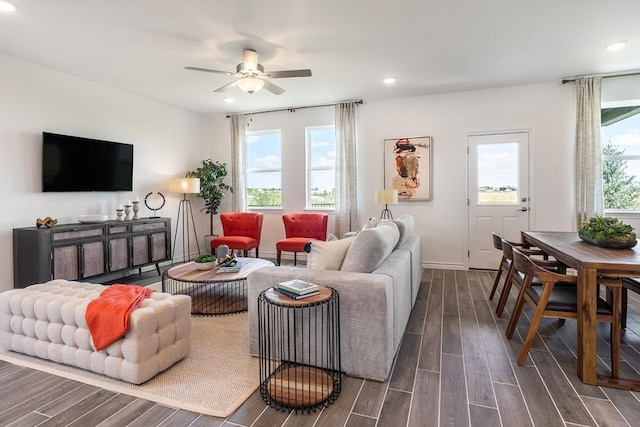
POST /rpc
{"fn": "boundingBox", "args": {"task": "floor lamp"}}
[376,189,398,220]
[169,178,201,263]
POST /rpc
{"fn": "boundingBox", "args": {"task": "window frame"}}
[305,125,336,210]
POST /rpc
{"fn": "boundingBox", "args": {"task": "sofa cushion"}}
[392,214,414,248]
[341,222,400,273]
[307,236,355,270]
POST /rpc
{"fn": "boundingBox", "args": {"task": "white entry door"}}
[468,132,530,269]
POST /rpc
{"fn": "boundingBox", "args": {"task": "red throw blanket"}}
[85,284,154,351]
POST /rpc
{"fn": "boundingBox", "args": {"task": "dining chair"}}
[276,213,328,266]
[209,212,264,257]
[494,239,561,317]
[622,278,640,329]
[506,247,621,376]
[489,233,510,301]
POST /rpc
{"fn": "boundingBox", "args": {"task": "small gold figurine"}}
[36,217,58,228]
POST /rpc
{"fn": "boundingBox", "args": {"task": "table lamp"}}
[169,177,201,263]
[376,189,398,220]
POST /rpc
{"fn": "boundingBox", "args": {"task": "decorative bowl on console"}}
[578,216,637,249]
[78,214,109,223]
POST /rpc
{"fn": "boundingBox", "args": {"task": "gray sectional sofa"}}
[247,214,421,381]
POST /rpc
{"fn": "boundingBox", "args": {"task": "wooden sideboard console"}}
[13,217,172,288]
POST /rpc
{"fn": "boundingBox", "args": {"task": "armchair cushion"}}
[341,222,400,273]
[210,236,258,250]
[307,236,355,270]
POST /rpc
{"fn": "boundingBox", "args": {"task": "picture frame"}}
[384,136,432,201]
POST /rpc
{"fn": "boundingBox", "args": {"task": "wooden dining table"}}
[521,231,640,390]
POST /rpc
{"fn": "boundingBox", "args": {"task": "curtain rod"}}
[562,70,640,84]
[225,99,363,118]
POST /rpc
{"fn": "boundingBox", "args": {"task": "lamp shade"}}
[375,189,398,205]
[169,178,200,194]
[237,77,265,94]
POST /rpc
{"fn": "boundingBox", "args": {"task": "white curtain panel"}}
[230,114,247,212]
[334,102,359,237]
[574,76,604,229]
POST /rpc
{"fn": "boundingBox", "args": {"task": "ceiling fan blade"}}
[185,66,233,75]
[266,69,312,79]
[214,80,239,93]
[242,49,259,72]
[262,80,285,95]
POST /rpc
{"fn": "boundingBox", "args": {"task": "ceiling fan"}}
[185,49,312,95]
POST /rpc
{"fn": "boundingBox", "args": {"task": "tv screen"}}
[42,132,134,192]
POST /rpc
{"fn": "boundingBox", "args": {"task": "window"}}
[601,103,640,211]
[306,126,336,209]
[246,130,282,208]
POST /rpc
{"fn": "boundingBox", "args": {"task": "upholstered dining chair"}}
[210,212,264,257]
[506,247,621,376]
[276,213,328,266]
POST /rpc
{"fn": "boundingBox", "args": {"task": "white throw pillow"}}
[307,236,356,271]
[362,217,381,230]
[392,214,414,248]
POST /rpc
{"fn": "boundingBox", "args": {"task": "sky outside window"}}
[246,130,281,189]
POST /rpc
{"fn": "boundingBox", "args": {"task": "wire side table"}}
[258,285,342,412]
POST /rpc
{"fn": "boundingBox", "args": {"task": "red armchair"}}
[210,212,264,257]
[276,213,328,265]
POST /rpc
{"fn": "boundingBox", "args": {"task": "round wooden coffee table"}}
[258,284,342,412]
[162,257,274,315]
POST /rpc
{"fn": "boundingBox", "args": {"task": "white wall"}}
[210,81,577,269]
[0,53,209,292]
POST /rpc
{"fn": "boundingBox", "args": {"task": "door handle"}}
[517,207,528,212]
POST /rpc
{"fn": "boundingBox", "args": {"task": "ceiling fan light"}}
[0,0,18,12]
[605,40,627,51]
[237,77,265,94]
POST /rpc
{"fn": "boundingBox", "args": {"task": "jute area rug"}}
[0,285,259,418]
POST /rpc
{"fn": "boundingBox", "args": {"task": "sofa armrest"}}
[247,266,395,381]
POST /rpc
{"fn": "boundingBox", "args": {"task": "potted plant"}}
[578,216,637,248]
[194,253,216,270]
[186,160,233,247]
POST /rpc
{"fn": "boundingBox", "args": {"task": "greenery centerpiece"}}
[194,253,216,270]
[578,216,637,249]
[186,159,233,235]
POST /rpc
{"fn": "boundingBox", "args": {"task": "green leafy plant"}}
[194,253,216,263]
[579,216,636,242]
[186,159,233,235]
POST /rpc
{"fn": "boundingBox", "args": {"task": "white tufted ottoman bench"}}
[0,280,191,384]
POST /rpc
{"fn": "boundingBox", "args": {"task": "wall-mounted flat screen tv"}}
[42,132,134,192]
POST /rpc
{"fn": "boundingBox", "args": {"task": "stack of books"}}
[217,260,242,273]
[273,279,320,299]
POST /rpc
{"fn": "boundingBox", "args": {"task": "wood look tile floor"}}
[3,268,640,426]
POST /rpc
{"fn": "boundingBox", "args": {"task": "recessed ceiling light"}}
[223,97,235,103]
[0,1,18,13]
[383,77,397,85]
[605,41,627,51]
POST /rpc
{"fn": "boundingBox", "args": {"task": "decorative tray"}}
[578,234,638,249]
[78,214,109,223]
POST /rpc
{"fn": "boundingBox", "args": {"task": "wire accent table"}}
[258,285,342,413]
[163,257,273,315]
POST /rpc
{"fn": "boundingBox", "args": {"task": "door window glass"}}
[477,142,518,205]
